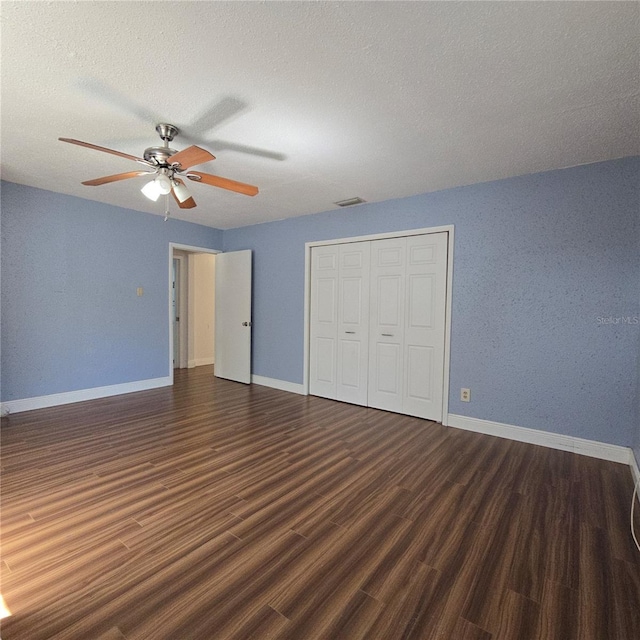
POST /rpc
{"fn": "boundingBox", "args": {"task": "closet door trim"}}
[304,225,454,425]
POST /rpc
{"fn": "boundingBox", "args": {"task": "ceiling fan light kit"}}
[141,174,172,201]
[171,180,191,203]
[58,123,259,217]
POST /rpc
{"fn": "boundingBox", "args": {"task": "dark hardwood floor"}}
[1,366,639,639]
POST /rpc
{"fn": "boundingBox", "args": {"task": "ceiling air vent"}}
[334,197,366,207]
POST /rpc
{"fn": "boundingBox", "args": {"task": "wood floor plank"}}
[1,365,638,639]
[492,589,539,640]
[227,605,290,640]
[451,617,493,640]
[538,579,580,640]
[365,561,443,639]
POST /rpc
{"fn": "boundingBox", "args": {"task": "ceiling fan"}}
[59,123,258,215]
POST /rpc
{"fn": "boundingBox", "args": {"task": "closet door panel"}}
[407,273,435,328]
[315,337,336,384]
[368,237,406,413]
[375,342,402,394]
[337,242,370,405]
[309,246,339,399]
[377,276,403,326]
[403,233,448,420]
[406,345,433,400]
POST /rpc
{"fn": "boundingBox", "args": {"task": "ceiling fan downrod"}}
[142,124,180,166]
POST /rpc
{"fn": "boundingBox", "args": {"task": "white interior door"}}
[368,237,406,413]
[309,245,339,398]
[214,250,252,384]
[337,242,370,406]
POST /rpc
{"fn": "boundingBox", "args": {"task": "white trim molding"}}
[251,375,305,396]
[447,413,631,464]
[1,376,172,415]
[307,225,457,247]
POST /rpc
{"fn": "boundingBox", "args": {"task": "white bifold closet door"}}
[368,237,406,413]
[336,242,370,405]
[368,233,448,420]
[309,245,339,399]
[309,232,448,422]
[309,243,370,405]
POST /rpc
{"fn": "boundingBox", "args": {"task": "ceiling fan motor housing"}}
[143,123,181,166]
[143,146,178,165]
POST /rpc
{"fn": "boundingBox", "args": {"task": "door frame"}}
[172,255,185,369]
[303,225,455,425]
[168,243,220,385]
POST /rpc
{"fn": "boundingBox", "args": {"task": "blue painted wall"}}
[1,182,222,401]
[3,159,639,449]
[224,157,640,447]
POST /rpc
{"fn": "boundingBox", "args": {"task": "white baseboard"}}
[447,413,631,464]
[630,450,640,506]
[0,376,172,415]
[251,375,306,395]
[631,450,640,484]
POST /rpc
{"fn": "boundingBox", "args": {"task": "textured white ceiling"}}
[1,1,638,229]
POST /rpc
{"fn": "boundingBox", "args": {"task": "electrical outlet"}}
[461,388,471,402]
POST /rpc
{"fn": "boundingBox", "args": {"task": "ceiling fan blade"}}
[188,97,247,135]
[59,138,144,163]
[167,145,215,170]
[186,171,259,196]
[75,78,160,125]
[175,195,197,209]
[81,171,152,186]
[208,138,287,161]
[171,191,197,209]
[178,132,285,162]
[171,179,197,209]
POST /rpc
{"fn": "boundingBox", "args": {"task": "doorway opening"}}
[169,243,219,384]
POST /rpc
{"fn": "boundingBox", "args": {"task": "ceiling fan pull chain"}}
[164,194,170,222]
